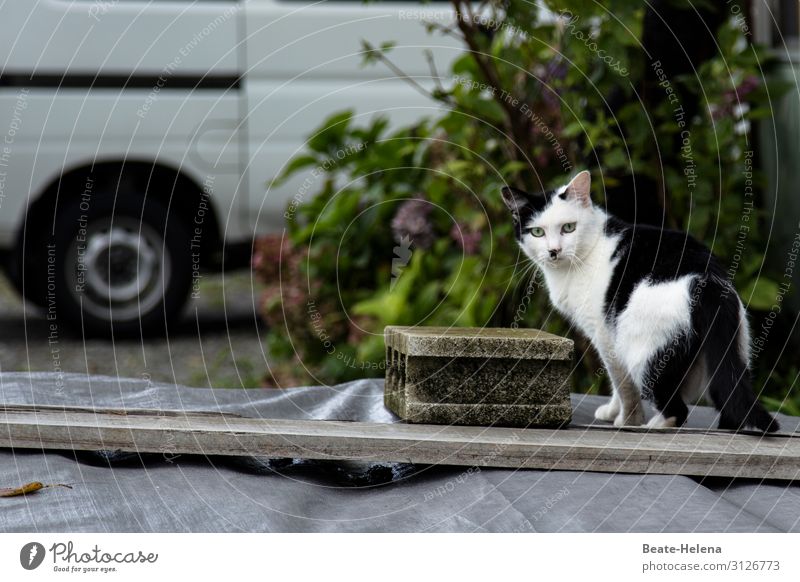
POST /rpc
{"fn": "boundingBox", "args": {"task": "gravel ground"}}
[0,271,269,388]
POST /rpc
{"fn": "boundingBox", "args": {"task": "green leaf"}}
[740,277,780,311]
[562,121,584,138]
[307,110,355,154]
[269,155,320,187]
[500,161,529,176]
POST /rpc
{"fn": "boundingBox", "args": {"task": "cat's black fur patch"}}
[502,186,560,239]
[602,217,723,318]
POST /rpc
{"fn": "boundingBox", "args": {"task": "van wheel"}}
[49,194,192,337]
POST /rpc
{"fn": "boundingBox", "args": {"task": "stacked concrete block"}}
[384,326,573,428]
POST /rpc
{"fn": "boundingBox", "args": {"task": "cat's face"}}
[501,171,598,269]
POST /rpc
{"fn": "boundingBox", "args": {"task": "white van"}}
[0,0,458,335]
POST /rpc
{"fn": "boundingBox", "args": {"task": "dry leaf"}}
[0,482,72,497]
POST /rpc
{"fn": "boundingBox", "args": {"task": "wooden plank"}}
[0,407,798,481]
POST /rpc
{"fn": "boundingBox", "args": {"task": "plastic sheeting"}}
[1,372,798,532]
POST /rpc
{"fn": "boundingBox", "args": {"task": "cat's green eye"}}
[527,227,545,237]
[562,222,577,234]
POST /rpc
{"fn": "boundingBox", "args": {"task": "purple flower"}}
[712,76,760,120]
[391,198,435,249]
[539,59,566,111]
[735,75,759,99]
[544,60,568,82]
[450,223,482,255]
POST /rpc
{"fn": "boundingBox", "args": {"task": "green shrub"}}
[254,1,792,407]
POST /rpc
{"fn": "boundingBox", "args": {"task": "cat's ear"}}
[564,170,591,207]
[501,186,532,221]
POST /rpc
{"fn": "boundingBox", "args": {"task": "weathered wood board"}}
[1,405,798,481]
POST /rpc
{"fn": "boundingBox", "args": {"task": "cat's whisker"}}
[520,262,540,287]
[511,260,534,278]
[509,261,539,293]
[497,261,530,272]
[570,254,589,276]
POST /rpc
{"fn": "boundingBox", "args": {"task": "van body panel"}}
[0,90,243,245]
[0,0,239,76]
[243,1,459,233]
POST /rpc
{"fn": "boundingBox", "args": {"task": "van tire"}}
[40,193,192,337]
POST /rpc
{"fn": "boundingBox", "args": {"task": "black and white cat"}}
[502,170,778,432]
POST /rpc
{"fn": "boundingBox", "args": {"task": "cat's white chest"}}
[542,241,618,341]
[545,270,607,339]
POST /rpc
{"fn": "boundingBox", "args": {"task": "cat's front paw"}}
[646,414,677,429]
[594,402,620,422]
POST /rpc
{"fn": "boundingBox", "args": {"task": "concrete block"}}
[384,326,573,428]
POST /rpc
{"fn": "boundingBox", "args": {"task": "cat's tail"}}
[700,280,779,433]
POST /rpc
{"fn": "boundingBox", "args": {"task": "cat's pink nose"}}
[549,248,561,259]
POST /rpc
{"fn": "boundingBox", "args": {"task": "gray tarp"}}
[1,372,798,532]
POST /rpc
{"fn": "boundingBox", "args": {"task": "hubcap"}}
[67,217,170,322]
